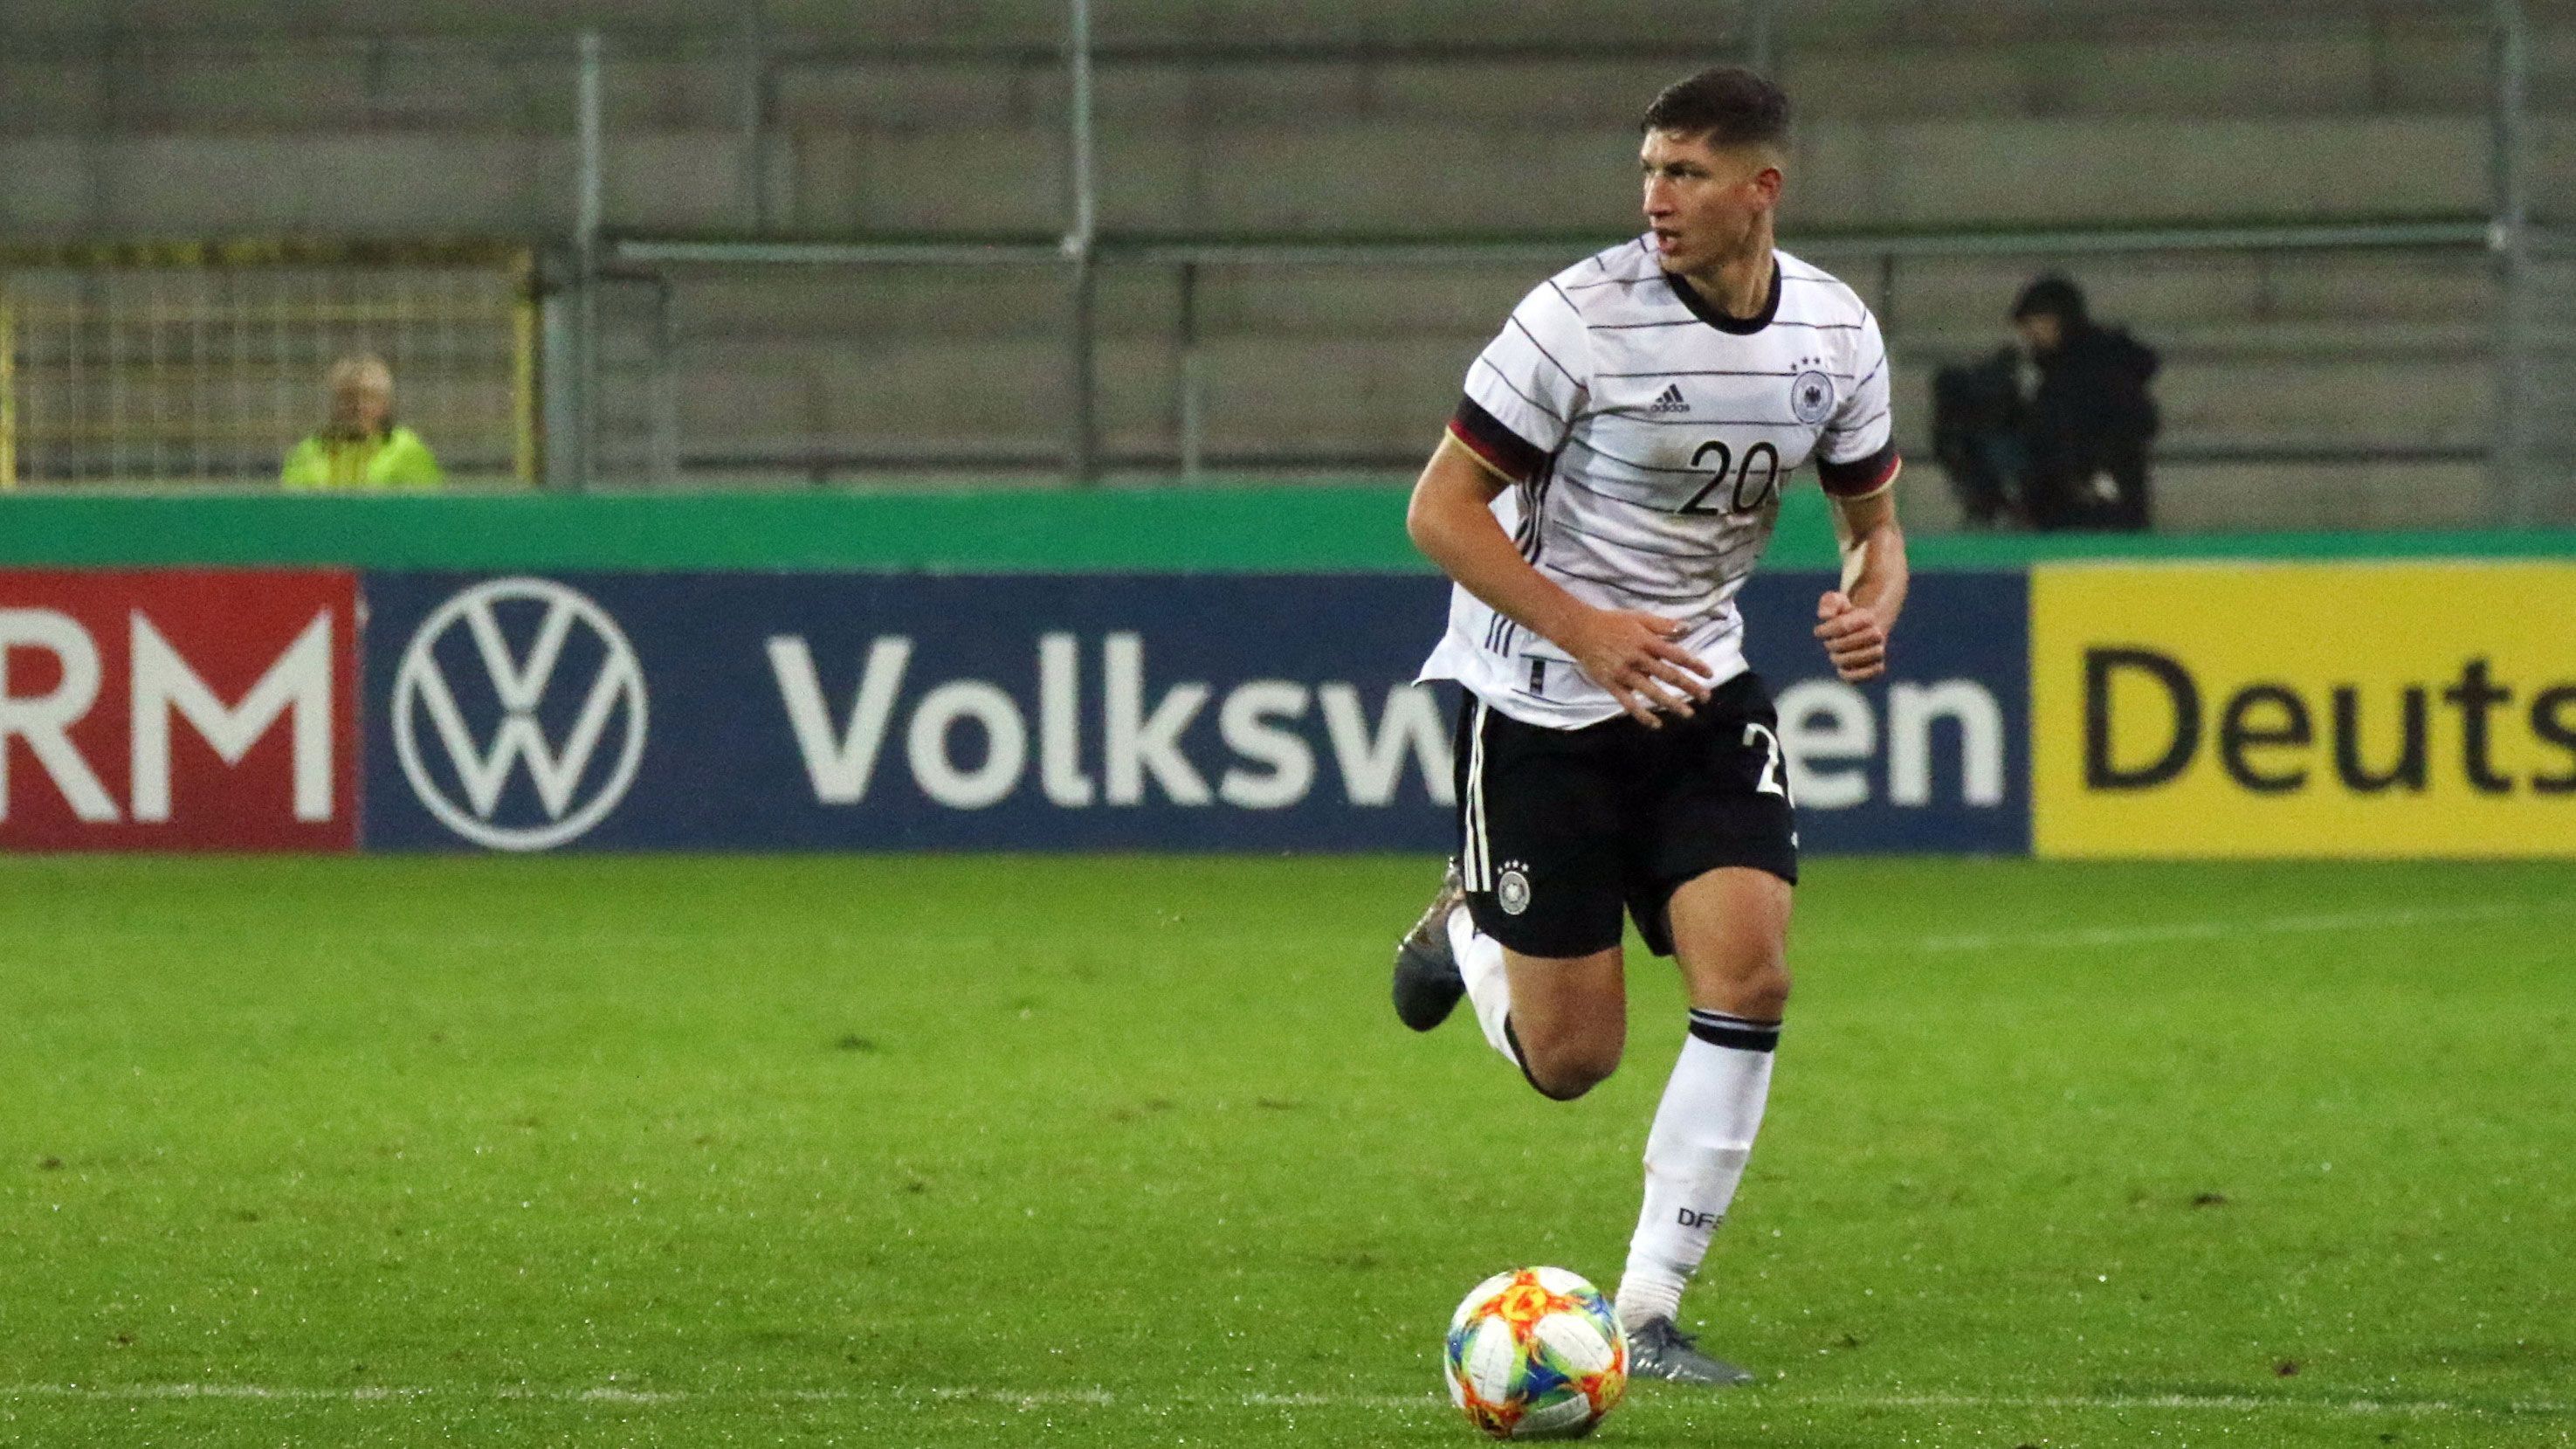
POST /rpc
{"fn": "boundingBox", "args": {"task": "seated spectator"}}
[2011,275,2159,531]
[281,355,442,488]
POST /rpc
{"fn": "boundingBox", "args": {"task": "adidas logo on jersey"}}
[1648,383,1691,415]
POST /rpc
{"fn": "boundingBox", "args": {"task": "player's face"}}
[1639,129,1780,275]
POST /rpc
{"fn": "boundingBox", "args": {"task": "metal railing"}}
[548,0,2568,523]
[604,217,2501,474]
[0,239,538,488]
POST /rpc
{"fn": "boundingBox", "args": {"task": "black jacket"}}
[2028,322,2159,471]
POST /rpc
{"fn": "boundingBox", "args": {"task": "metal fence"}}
[0,241,536,488]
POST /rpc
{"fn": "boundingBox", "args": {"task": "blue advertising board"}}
[360,570,2026,854]
[362,572,1457,852]
[1742,569,2029,855]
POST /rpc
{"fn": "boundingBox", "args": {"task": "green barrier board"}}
[2,486,2569,571]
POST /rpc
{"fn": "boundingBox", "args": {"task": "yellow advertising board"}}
[2031,562,2576,858]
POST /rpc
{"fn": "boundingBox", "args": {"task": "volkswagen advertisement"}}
[361,572,1462,852]
[357,570,2024,855]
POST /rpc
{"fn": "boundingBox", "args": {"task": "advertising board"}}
[360,570,2025,855]
[0,569,358,851]
[2031,562,2576,858]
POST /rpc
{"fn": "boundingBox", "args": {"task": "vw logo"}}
[391,577,648,851]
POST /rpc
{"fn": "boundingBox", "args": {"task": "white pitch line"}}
[1240,1391,1435,1409]
[1814,1390,2576,1418]
[3,1383,2567,1418]
[927,1386,1118,1407]
[0,1383,430,1403]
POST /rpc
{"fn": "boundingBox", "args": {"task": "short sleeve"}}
[1448,282,1591,484]
[1815,309,1899,499]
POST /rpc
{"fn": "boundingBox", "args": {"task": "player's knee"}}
[1518,1029,1622,1101]
[1735,962,1791,1022]
[1693,950,1789,1022]
[1526,1053,1616,1101]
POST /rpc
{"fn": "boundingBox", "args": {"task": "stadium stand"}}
[0,0,2567,525]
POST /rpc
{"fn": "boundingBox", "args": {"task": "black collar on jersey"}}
[1663,258,1780,335]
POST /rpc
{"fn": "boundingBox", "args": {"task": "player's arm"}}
[1814,484,1908,683]
[1407,432,1713,725]
[1814,306,1907,684]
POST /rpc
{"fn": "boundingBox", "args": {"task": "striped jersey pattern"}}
[1417,236,1900,730]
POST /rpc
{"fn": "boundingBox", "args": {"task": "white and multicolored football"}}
[1443,1266,1629,1440]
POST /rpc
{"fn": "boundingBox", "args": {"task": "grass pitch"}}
[2,853,2571,1447]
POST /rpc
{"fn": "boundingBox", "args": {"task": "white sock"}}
[1447,907,1518,1063]
[1615,1011,1779,1332]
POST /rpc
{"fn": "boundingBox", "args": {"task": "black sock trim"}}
[1503,1016,1588,1101]
[1686,1010,1781,1053]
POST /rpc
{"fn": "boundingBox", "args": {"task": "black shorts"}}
[1452,672,1799,959]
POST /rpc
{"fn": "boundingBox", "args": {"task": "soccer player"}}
[1390,65,1906,1385]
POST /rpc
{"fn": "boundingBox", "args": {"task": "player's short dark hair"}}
[1641,66,1790,150]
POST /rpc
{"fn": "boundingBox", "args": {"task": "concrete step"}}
[656,333,2495,473]
[1,109,2515,238]
[4,14,2547,131]
[1902,456,2492,533]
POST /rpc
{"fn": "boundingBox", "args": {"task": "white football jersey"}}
[1418,237,1900,729]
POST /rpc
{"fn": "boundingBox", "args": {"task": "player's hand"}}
[1565,608,1713,728]
[1814,590,1888,682]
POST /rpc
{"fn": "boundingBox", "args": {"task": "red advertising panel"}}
[0,569,359,852]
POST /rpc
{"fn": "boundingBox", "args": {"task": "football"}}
[1443,1267,1629,1440]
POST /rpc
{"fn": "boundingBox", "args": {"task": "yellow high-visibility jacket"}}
[280,426,442,488]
